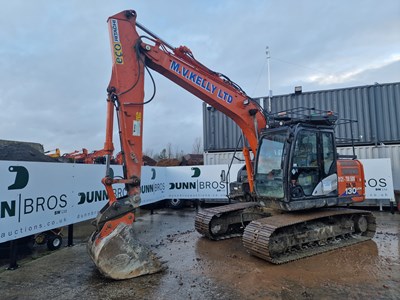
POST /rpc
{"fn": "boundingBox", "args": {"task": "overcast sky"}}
[1,1,399,155]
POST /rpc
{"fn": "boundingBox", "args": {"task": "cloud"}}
[306,54,400,85]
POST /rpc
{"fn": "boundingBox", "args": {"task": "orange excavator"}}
[62,148,113,164]
[87,10,376,280]
[62,148,89,163]
[85,149,111,164]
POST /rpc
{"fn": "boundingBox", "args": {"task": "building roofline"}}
[253,81,400,100]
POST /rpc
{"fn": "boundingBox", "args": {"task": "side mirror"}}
[220,170,226,182]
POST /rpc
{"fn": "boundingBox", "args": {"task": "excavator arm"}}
[88,9,267,280]
[144,31,268,189]
[103,10,267,201]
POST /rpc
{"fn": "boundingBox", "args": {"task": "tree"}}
[143,148,154,158]
[174,146,184,160]
[166,142,173,159]
[192,137,202,154]
[157,148,167,160]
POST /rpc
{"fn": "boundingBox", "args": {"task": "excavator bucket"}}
[87,198,164,280]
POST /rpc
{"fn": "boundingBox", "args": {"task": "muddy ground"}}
[0,207,399,300]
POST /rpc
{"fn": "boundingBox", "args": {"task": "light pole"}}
[266,46,272,113]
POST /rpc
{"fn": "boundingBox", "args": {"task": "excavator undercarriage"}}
[195,204,376,264]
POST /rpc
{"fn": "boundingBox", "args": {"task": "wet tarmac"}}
[0,207,399,299]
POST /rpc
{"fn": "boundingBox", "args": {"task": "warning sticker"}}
[133,120,141,136]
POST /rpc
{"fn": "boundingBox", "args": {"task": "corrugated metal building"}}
[203,82,400,151]
[202,82,400,194]
[265,82,400,146]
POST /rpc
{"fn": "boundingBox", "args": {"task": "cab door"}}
[289,129,338,199]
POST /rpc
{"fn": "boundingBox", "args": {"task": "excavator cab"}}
[254,110,364,211]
